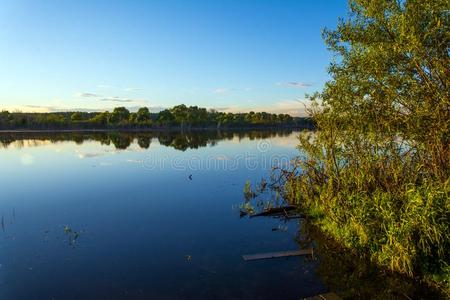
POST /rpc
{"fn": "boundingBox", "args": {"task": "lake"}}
[0,131,439,300]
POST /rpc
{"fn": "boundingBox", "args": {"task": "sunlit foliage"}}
[277,0,449,293]
[0,105,312,129]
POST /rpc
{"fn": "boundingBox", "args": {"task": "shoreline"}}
[0,125,313,133]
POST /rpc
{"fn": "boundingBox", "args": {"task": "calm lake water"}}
[0,131,440,300]
[0,130,326,300]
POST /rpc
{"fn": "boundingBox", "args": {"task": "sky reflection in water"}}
[0,130,325,300]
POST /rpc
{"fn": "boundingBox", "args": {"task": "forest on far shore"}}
[0,104,313,130]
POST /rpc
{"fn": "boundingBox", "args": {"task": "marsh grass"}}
[265,118,448,285]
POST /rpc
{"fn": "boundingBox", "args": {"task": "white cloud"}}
[213,87,252,94]
[213,88,228,94]
[77,92,101,98]
[74,93,149,105]
[98,85,142,92]
[16,105,102,113]
[277,82,313,88]
[76,92,143,104]
[100,97,135,103]
[218,99,310,117]
[124,87,142,92]
[3,103,161,113]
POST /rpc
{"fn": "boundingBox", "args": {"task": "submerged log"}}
[242,248,313,261]
[249,205,298,218]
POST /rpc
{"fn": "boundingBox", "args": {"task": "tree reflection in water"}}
[0,130,295,151]
[300,222,444,299]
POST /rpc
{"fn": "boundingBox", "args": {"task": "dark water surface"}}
[0,131,441,300]
[0,130,326,300]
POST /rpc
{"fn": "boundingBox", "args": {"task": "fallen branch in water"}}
[242,248,313,261]
[249,205,304,218]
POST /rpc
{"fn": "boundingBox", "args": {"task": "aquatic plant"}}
[63,225,81,247]
[243,180,257,201]
[259,178,267,193]
[239,202,255,216]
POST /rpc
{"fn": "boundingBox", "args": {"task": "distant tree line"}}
[0,104,313,130]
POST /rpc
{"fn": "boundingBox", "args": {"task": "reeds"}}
[277,129,450,293]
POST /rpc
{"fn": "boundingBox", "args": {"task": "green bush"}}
[281,0,449,292]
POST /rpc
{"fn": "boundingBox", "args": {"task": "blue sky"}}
[0,0,347,115]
